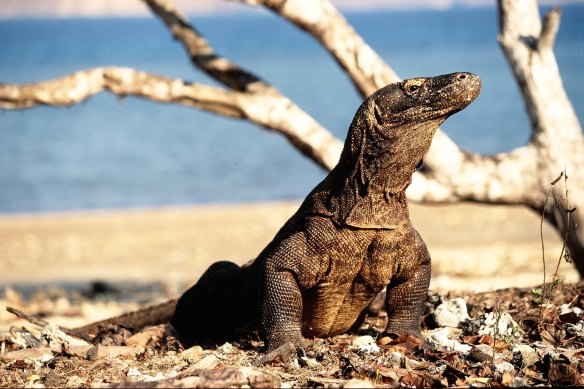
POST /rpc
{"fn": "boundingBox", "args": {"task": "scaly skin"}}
[171,72,482,352]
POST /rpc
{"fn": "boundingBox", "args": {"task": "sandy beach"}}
[0,201,578,292]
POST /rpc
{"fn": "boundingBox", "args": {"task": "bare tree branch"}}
[0,67,246,117]
[0,66,342,170]
[142,0,266,93]
[246,0,399,97]
[538,7,561,52]
[6,306,92,342]
[410,145,541,204]
[141,0,343,169]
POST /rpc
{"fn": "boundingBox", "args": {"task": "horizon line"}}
[0,0,578,20]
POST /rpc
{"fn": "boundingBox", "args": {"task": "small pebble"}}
[178,345,204,363]
[191,354,219,369]
[479,312,521,338]
[495,361,515,373]
[426,328,471,353]
[512,344,539,366]
[352,335,380,354]
[468,344,494,362]
[352,335,376,347]
[298,356,320,369]
[219,342,234,354]
[434,298,470,327]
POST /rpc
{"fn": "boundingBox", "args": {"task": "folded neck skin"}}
[307,72,482,229]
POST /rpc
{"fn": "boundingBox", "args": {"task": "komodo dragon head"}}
[319,72,481,229]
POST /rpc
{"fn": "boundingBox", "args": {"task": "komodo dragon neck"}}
[307,73,481,229]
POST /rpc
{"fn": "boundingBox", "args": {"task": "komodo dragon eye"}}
[402,79,424,96]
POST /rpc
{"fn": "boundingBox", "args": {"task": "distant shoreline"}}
[0,1,485,20]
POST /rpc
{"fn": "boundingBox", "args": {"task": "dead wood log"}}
[6,306,92,342]
[74,299,177,336]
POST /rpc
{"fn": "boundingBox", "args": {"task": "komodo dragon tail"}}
[75,260,259,344]
[74,299,177,336]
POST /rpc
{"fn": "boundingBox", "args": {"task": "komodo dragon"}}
[77,72,481,357]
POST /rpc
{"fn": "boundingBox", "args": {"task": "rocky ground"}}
[1,201,582,387]
[1,280,584,387]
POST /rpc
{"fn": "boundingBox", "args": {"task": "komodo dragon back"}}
[80,73,482,356]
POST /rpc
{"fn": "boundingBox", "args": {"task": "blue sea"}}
[0,6,583,214]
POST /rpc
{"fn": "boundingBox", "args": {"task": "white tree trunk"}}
[497,0,584,274]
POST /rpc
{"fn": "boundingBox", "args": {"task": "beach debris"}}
[252,341,296,367]
[566,320,584,340]
[125,324,169,348]
[298,355,320,369]
[94,324,133,346]
[113,366,282,388]
[495,361,515,373]
[0,347,54,363]
[218,342,235,354]
[41,323,89,352]
[512,344,539,366]
[5,306,92,342]
[86,344,144,360]
[3,281,584,388]
[426,328,471,353]
[548,354,583,386]
[189,354,219,370]
[179,345,204,364]
[126,366,176,383]
[559,304,583,323]
[479,312,522,338]
[468,344,495,362]
[351,335,380,354]
[1,327,43,349]
[433,298,470,328]
[387,351,404,366]
[342,378,375,388]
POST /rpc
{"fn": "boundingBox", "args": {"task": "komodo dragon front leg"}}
[384,230,431,338]
[252,264,305,366]
[260,263,305,350]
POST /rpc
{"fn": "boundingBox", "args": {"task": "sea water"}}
[0,6,582,213]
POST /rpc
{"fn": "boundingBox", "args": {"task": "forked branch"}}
[142,0,343,169]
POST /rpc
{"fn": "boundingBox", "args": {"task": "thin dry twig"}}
[538,169,575,322]
[492,289,502,362]
[142,0,268,94]
[539,173,561,320]
[6,306,93,343]
[552,170,573,274]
